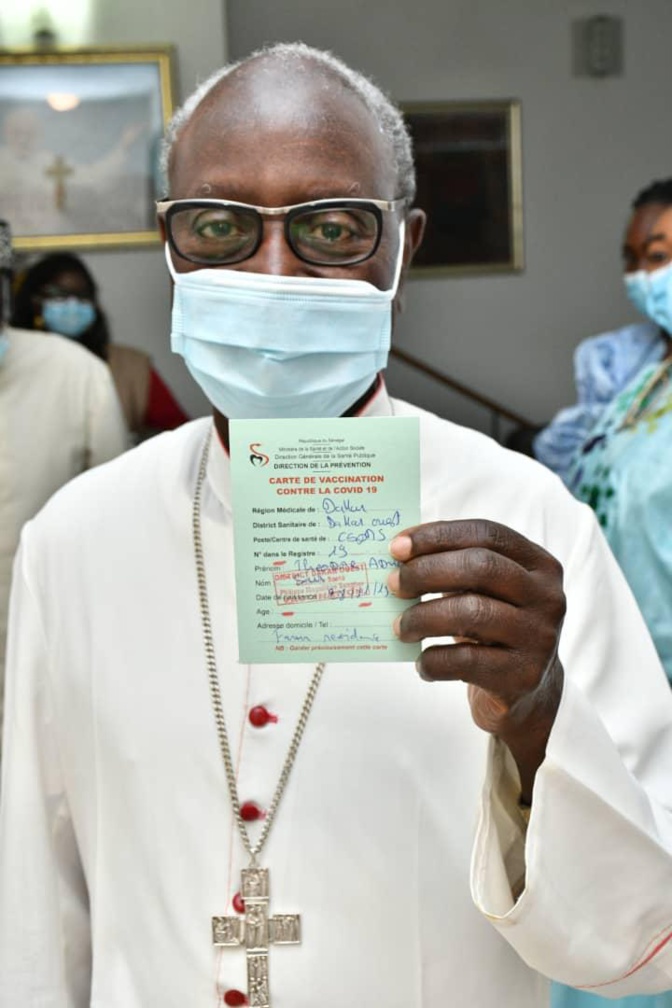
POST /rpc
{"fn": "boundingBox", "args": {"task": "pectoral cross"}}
[45,155,74,211]
[212,866,301,1008]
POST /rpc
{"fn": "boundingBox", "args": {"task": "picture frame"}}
[0,46,176,252]
[402,100,523,276]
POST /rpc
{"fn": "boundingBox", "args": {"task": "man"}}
[0,221,127,753]
[1,44,672,1008]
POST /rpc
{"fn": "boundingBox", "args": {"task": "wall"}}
[4,2,670,431]
[2,0,228,419]
[228,0,672,430]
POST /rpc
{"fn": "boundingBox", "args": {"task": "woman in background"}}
[552,182,672,1007]
[12,252,189,441]
[567,179,672,688]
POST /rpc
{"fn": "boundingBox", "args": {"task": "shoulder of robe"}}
[575,320,661,364]
[390,395,593,561]
[6,325,112,381]
[23,416,212,549]
[391,395,572,497]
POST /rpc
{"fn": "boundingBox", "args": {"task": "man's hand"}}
[389,520,566,802]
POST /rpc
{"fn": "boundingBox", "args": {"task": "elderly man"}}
[1,43,672,1008]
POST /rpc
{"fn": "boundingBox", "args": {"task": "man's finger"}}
[390,519,562,575]
[415,641,533,695]
[388,546,534,604]
[394,593,523,647]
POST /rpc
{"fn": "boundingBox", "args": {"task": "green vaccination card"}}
[230,416,421,663]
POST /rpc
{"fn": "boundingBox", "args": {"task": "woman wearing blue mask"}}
[533,180,672,483]
[12,252,189,441]
[552,183,672,1008]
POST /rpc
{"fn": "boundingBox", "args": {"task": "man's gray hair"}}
[160,41,416,203]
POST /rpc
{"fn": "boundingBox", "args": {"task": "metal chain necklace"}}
[192,432,325,1008]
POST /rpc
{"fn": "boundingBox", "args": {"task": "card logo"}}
[249,442,270,467]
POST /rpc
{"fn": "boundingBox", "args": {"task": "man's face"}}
[167,60,422,294]
[622,202,672,274]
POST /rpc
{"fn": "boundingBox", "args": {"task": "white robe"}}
[0,327,128,748]
[2,384,672,1007]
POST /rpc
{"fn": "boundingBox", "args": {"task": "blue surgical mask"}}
[624,261,672,333]
[166,227,405,419]
[0,330,8,365]
[42,297,96,339]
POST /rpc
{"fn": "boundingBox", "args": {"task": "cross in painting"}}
[45,155,74,211]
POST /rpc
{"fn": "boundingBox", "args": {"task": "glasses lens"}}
[168,203,259,264]
[39,285,93,303]
[289,206,380,265]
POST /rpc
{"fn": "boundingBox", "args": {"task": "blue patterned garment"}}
[552,989,672,1008]
[567,358,672,684]
[552,359,672,1008]
[533,322,664,484]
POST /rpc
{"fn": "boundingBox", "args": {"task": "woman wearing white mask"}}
[12,252,189,441]
[552,185,672,1007]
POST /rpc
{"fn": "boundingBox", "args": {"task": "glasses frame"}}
[156,196,407,267]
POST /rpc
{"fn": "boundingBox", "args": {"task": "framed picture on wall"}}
[0,46,176,252]
[402,100,523,275]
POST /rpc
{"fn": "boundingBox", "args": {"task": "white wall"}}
[4,0,229,419]
[228,0,672,431]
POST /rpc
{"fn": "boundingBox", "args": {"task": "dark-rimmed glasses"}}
[156,197,406,267]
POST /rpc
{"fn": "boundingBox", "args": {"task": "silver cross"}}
[213,867,300,1008]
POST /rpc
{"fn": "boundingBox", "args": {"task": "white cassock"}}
[0,327,128,748]
[1,383,672,1008]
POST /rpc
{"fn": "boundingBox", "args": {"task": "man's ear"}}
[403,207,426,270]
[157,215,168,243]
[394,207,426,318]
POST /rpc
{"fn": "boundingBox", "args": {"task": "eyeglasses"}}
[38,285,93,303]
[156,197,406,267]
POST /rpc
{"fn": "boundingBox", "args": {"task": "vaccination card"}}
[230,416,421,663]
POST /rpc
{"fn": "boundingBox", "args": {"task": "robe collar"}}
[206,378,394,510]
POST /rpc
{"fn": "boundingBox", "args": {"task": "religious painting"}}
[0,47,175,251]
[402,100,523,275]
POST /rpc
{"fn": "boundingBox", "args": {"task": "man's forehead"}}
[179,58,388,159]
[171,58,397,199]
[207,56,361,119]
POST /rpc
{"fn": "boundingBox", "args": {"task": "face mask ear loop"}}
[165,242,179,282]
[387,219,406,297]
